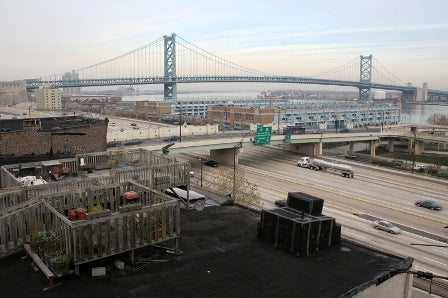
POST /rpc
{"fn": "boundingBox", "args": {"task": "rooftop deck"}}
[0,203,412,297]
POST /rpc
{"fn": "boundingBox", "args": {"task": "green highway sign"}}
[254,125,272,145]
[285,134,291,143]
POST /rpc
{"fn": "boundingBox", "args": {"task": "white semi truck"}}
[297,157,354,178]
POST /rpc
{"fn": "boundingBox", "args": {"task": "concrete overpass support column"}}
[348,142,354,156]
[370,140,376,157]
[408,139,413,152]
[388,139,394,153]
[285,143,317,156]
[210,148,243,166]
[315,142,322,156]
[415,140,424,155]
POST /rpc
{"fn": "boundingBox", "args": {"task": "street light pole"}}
[233,141,242,199]
[179,102,182,142]
[412,127,416,173]
[200,157,203,187]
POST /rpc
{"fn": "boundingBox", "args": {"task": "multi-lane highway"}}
[182,146,448,284]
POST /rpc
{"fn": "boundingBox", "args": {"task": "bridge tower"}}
[164,33,177,101]
[358,55,372,101]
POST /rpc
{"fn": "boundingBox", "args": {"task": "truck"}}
[297,157,354,178]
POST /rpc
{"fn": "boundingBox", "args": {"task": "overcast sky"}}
[1,0,447,91]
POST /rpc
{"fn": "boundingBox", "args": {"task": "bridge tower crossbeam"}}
[359,55,372,101]
[164,33,177,101]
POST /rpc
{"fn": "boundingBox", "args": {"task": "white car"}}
[413,164,425,171]
[372,220,400,234]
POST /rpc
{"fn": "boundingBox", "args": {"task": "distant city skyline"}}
[1,0,447,91]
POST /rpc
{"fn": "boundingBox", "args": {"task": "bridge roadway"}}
[135,130,448,165]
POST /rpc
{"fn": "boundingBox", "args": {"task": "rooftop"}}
[0,202,412,298]
[0,116,105,132]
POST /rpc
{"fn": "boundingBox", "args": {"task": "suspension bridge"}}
[25,33,448,101]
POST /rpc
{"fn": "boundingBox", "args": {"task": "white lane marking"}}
[422,256,447,266]
[345,231,366,239]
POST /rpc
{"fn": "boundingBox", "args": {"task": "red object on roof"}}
[122,191,140,200]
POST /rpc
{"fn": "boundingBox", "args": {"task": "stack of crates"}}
[258,192,341,256]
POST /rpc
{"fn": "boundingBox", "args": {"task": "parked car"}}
[391,160,404,166]
[130,123,137,126]
[415,200,442,210]
[204,159,218,167]
[163,136,180,142]
[413,164,425,171]
[312,129,323,134]
[339,128,350,133]
[274,199,287,207]
[372,220,401,234]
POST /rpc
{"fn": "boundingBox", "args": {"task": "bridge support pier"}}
[388,139,395,153]
[370,140,377,157]
[408,139,424,155]
[285,142,322,156]
[210,147,243,166]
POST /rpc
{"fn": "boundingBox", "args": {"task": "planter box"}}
[86,209,111,220]
[119,203,142,213]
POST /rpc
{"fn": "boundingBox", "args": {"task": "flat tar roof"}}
[0,204,412,298]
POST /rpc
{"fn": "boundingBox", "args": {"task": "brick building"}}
[62,94,122,112]
[0,116,108,164]
[135,101,171,121]
[207,105,275,130]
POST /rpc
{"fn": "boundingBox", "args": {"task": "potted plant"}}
[29,231,46,253]
[41,231,60,265]
[50,252,70,275]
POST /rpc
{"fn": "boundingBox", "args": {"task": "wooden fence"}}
[0,147,190,273]
[0,181,180,275]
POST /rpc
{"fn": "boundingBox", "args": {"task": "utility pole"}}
[179,102,182,142]
[411,127,416,173]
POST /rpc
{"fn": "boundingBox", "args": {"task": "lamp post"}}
[200,157,203,187]
[233,141,242,199]
[179,102,182,142]
[411,127,416,173]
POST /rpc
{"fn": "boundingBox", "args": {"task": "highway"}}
[181,146,448,282]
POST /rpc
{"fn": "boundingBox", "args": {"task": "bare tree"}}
[428,113,448,125]
[204,167,261,209]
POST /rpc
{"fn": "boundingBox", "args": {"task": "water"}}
[401,103,448,124]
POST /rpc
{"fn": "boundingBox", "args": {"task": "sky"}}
[1,0,448,91]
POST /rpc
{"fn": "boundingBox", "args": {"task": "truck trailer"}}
[297,157,354,178]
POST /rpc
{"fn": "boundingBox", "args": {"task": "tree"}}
[204,167,262,209]
[427,113,448,125]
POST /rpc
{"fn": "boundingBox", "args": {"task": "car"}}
[415,200,442,210]
[391,160,404,166]
[413,164,425,171]
[130,123,137,126]
[372,220,400,234]
[109,122,116,126]
[163,136,180,142]
[203,159,218,167]
[339,128,350,133]
[274,199,287,207]
[312,129,323,134]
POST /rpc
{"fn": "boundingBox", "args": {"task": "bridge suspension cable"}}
[176,35,275,77]
[308,57,359,82]
[372,58,406,86]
